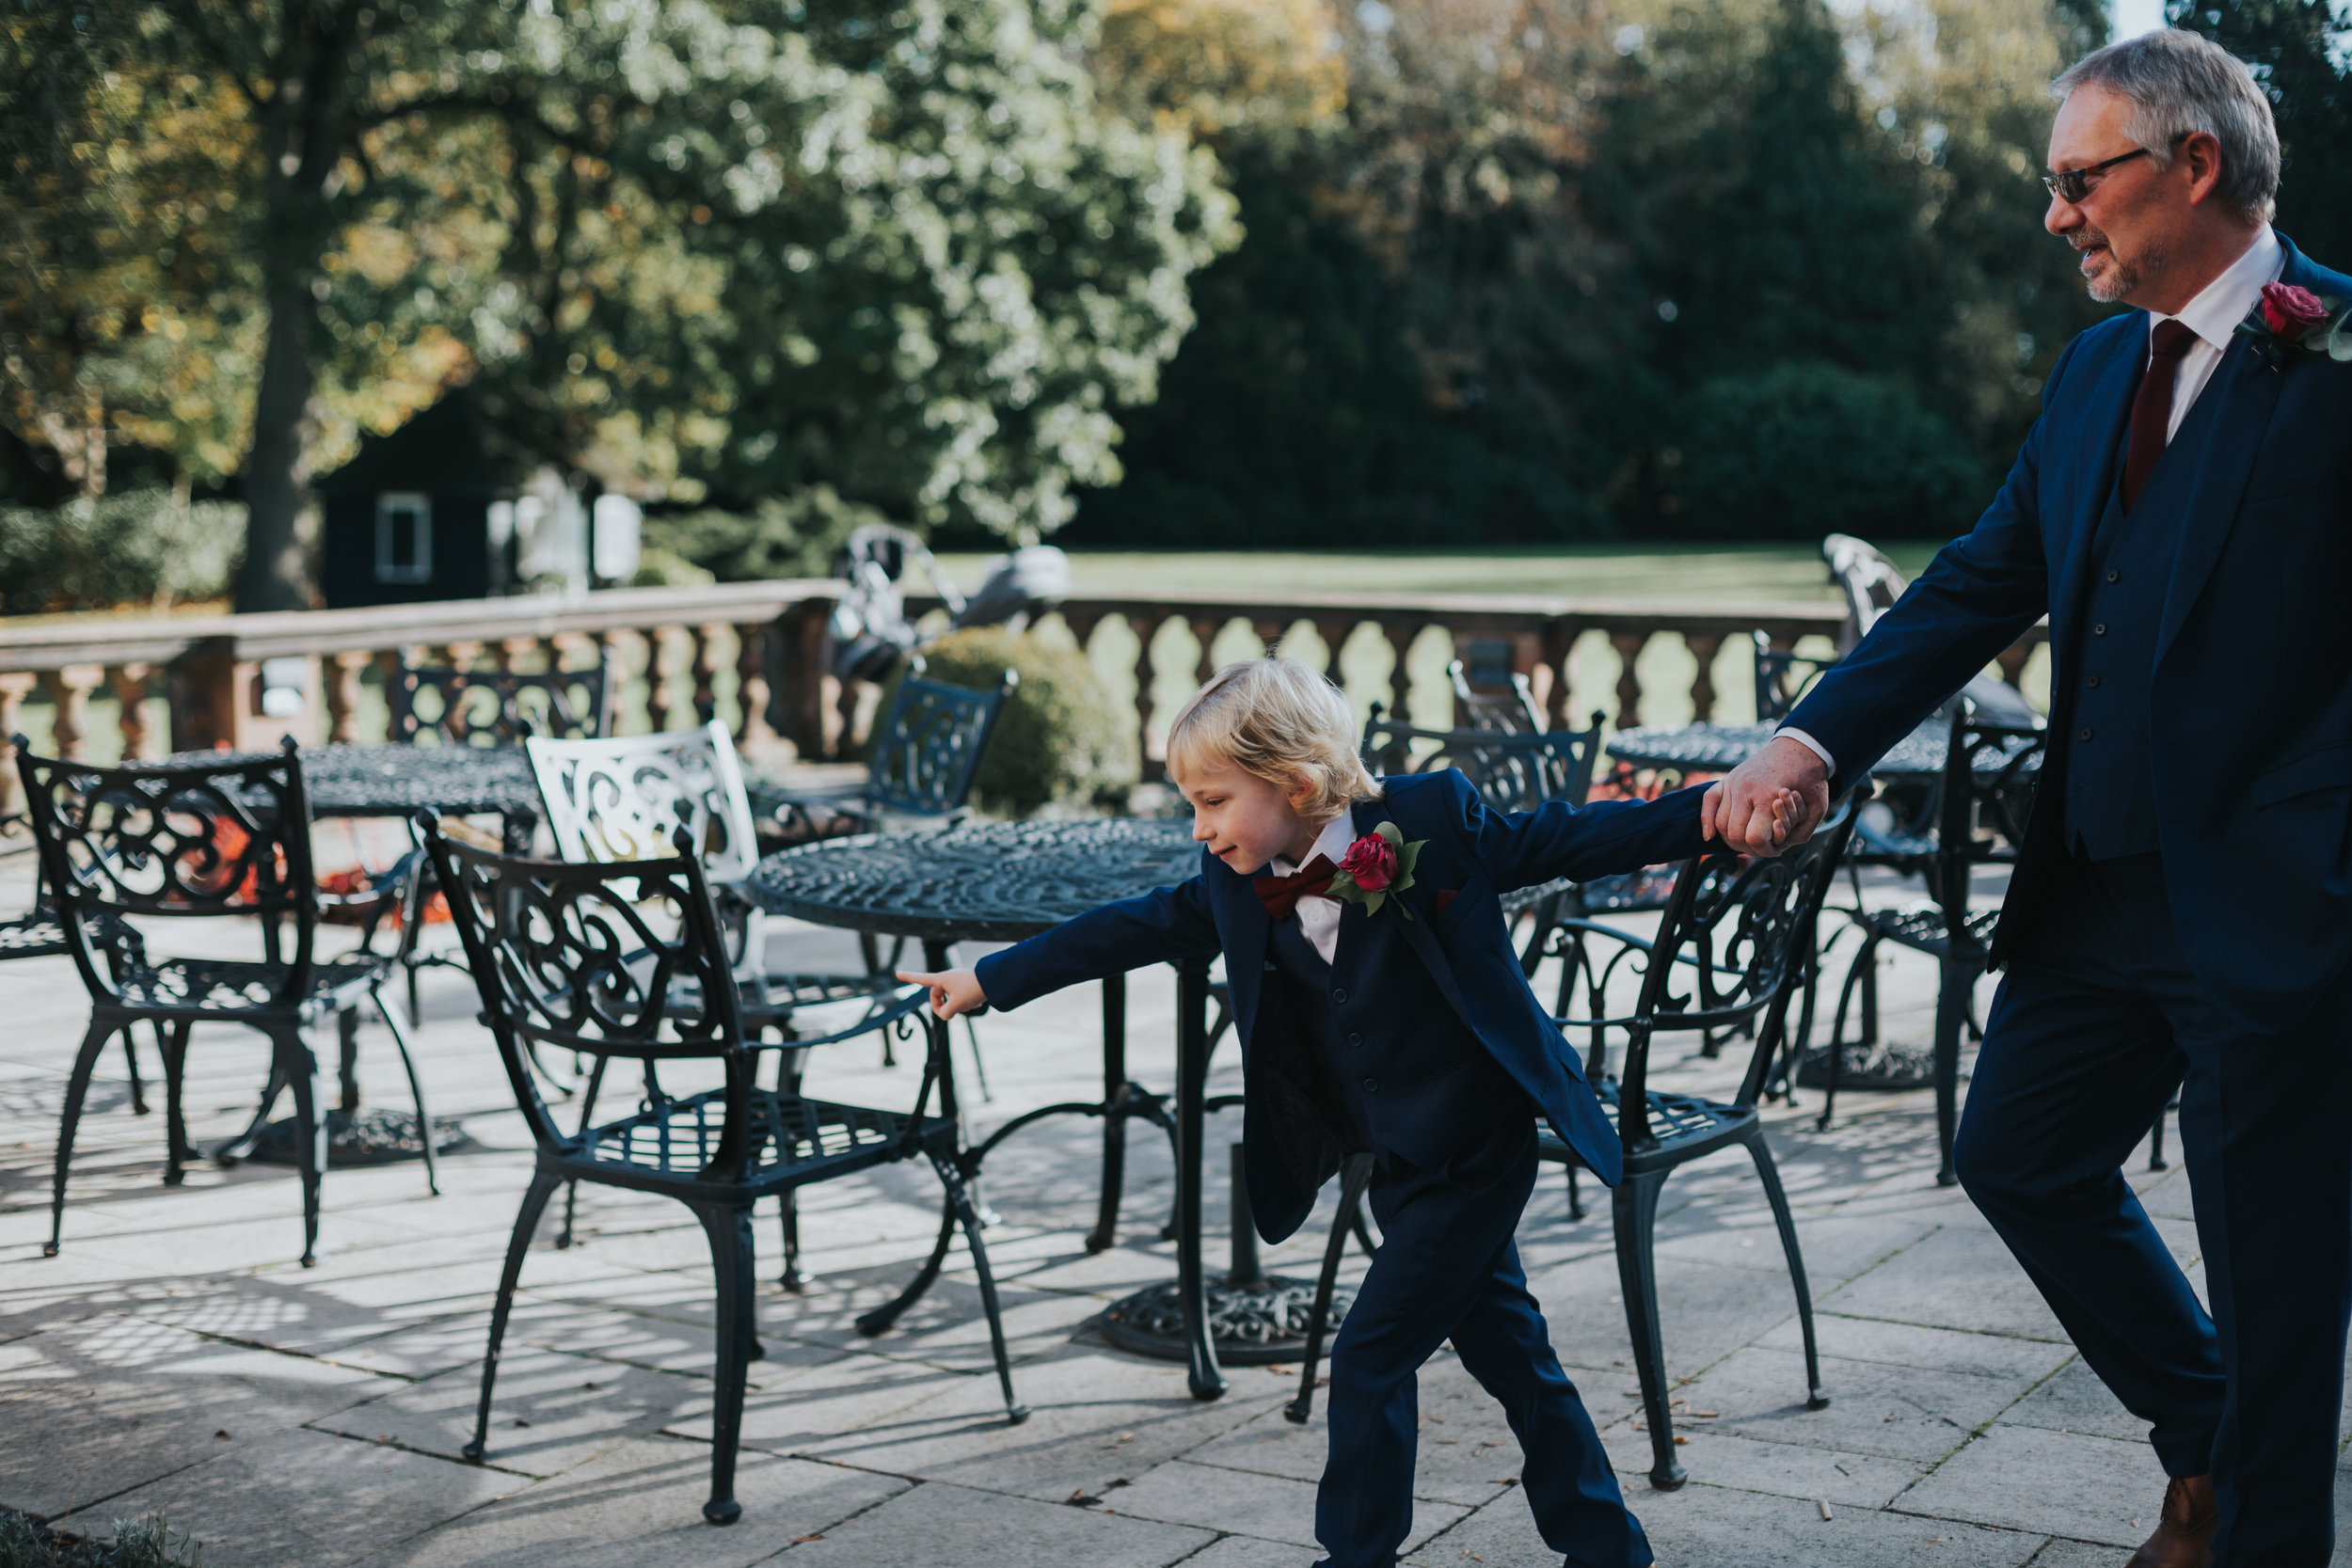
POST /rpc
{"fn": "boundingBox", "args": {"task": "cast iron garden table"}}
[746,816,1259,1398]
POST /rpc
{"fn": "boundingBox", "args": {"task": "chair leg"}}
[372,986,439,1197]
[556,1054,610,1250]
[691,1201,760,1525]
[775,1190,805,1292]
[931,1150,1028,1426]
[1818,935,1876,1133]
[856,1197,958,1337]
[121,1027,150,1117]
[161,1022,194,1186]
[2148,1100,2170,1172]
[465,1167,561,1465]
[1286,1153,1373,1424]
[1612,1169,1683,1490]
[1565,1162,1584,1223]
[274,1023,328,1267]
[960,1016,993,1103]
[1746,1130,1828,1411]
[45,1017,120,1257]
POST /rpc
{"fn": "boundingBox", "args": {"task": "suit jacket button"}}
[1331,987,1346,1004]
[2086,674,2102,689]
[1347,1032,1363,1047]
[2079,725,2094,741]
[2106,569,2122,583]
[1361,1078,1379,1093]
[2093,623,2108,636]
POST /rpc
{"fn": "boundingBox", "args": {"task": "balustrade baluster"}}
[694,625,725,725]
[647,627,686,734]
[1133,617,1160,777]
[496,637,535,673]
[1609,631,1648,730]
[445,641,485,673]
[1313,620,1352,689]
[1382,621,1422,726]
[1189,618,1221,687]
[1685,633,1723,725]
[1996,643,2032,691]
[1542,621,1578,730]
[325,653,371,744]
[734,621,777,749]
[0,673,36,814]
[113,663,157,760]
[43,665,103,761]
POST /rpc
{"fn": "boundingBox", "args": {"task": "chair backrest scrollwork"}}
[527,722,762,886]
[1359,705,1604,815]
[12,737,319,1005]
[1446,659,1547,735]
[864,663,1017,819]
[1931,713,2044,940]
[1752,629,1839,722]
[1612,798,1857,1140]
[390,657,613,748]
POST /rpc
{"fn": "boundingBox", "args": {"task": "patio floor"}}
[0,853,2306,1567]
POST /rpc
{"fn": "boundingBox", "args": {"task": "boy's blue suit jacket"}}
[1785,234,2352,1035]
[976,770,1708,1243]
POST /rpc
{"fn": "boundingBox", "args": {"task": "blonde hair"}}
[1165,657,1382,821]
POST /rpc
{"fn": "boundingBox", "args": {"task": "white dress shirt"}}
[1266,815,1361,966]
[1774,227,2283,777]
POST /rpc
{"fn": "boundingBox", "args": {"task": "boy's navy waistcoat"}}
[1785,233,2352,1032]
[976,770,1708,1244]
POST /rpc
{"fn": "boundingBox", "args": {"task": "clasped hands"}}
[1701,735,1833,857]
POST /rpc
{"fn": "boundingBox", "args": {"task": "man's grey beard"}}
[2082,228,2163,304]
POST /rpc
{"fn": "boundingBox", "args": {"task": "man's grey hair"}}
[2052,29,2280,224]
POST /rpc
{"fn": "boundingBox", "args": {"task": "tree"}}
[2176,0,2352,264]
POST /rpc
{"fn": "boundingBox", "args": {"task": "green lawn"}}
[933,541,1950,604]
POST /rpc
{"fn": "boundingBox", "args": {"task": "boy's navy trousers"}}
[1315,1120,1654,1568]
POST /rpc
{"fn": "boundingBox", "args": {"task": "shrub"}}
[0,489,244,613]
[0,1509,200,1567]
[880,627,1138,818]
[1664,361,1988,541]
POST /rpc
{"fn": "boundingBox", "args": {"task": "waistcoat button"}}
[1347,1032,1363,1047]
[2106,569,2122,583]
[1361,1078,1380,1093]
[2087,674,2102,689]
[2080,726,2094,741]
[2093,623,2108,636]
[1331,987,1347,1004]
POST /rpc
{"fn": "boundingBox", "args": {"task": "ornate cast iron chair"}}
[419,816,1025,1526]
[525,721,918,1282]
[1752,628,1840,722]
[761,659,1016,843]
[19,739,437,1267]
[1447,658,1546,734]
[389,656,613,747]
[0,816,158,1114]
[1280,800,1856,1496]
[1816,712,2045,1183]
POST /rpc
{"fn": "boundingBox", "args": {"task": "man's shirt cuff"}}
[1772,726,1836,773]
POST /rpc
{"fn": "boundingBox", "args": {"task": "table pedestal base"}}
[244,1108,469,1168]
[1101,1274,1356,1366]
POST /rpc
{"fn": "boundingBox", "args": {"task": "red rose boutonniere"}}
[1327,821,1425,919]
[2234,280,2352,371]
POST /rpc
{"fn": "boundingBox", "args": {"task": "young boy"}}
[902,657,1789,1568]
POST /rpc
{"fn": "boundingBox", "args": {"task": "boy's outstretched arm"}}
[904,874,1222,1020]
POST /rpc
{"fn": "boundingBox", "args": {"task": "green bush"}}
[0,489,244,613]
[1663,361,1988,542]
[0,1509,199,1567]
[881,627,1138,818]
[640,487,885,583]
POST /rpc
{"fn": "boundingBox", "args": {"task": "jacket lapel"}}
[1344,798,1479,1032]
[2153,238,2326,664]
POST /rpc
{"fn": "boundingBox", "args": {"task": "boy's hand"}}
[899,966,988,1020]
[1703,736,1830,855]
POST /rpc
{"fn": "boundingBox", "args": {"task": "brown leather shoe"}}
[2126,1474,2217,1568]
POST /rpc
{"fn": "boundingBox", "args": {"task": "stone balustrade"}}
[0,579,2052,813]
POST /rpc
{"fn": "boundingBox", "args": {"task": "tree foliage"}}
[2175,0,2352,263]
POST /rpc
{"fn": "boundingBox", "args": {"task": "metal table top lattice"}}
[1608,720,2042,783]
[160,742,541,828]
[746,817,1202,945]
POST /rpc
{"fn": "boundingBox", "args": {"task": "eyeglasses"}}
[2042,136,2183,203]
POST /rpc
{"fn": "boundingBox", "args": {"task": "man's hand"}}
[898,966,988,1020]
[1703,736,1832,856]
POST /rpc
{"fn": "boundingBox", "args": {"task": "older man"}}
[1704,28,2352,1568]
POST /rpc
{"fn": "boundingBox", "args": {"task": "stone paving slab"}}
[4,862,2337,1564]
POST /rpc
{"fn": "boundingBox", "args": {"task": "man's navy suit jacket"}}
[976,771,1708,1243]
[1787,234,2352,1034]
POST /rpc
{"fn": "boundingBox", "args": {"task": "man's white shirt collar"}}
[2158,225,2281,356]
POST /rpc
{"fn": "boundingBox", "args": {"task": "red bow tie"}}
[1254,854,1337,921]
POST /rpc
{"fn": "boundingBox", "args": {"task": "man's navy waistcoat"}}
[1785,233,2352,1032]
[975,770,1708,1243]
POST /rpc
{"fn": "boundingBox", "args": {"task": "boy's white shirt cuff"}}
[1772,727,1836,773]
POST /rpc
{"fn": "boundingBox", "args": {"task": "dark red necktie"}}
[2122,319,2200,511]
[1254,855,1336,921]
